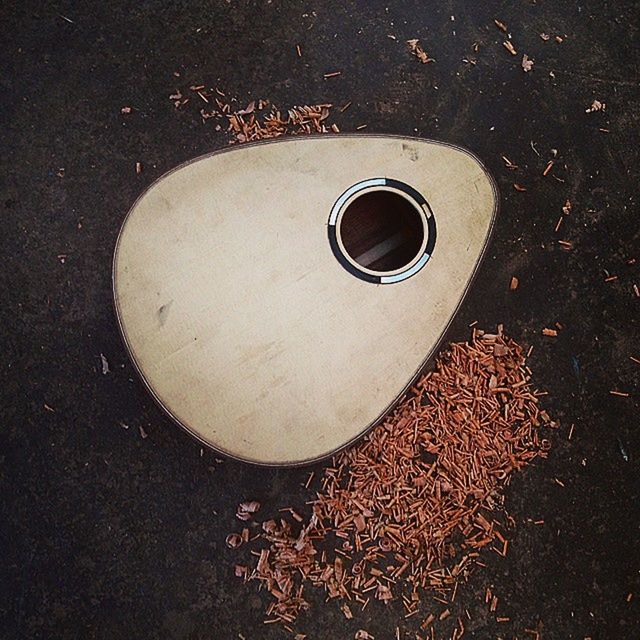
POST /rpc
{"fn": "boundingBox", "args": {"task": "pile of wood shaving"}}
[169,87,337,143]
[231,327,554,635]
[227,103,335,143]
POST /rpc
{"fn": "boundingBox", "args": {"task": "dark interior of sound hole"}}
[339,190,424,272]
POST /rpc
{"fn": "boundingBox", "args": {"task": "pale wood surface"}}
[113,136,497,465]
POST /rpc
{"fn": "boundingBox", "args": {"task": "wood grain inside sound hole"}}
[340,191,425,272]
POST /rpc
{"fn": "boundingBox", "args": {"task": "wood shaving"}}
[407,39,435,64]
[586,99,606,113]
[503,41,517,56]
[521,54,534,72]
[494,19,508,33]
[226,533,243,549]
[229,330,552,630]
[610,390,630,398]
[236,501,261,521]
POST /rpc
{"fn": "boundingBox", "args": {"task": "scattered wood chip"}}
[226,102,337,143]
[121,106,132,114]
[542,328,558,337]
[494,19,508,33]
[421,613,435,629]
[509,276,519,291]
[586,99,606,113]
[226,534,242,549]
[407,39,435,64]
[236,501,261,521]
[503,41,517,56]
[100,353,110,375]
[540,33,550,41]
[521,54,534,72]
[236,100,255,115]
[513,183,527,192]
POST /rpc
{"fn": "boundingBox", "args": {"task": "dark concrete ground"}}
[1,1,639,638]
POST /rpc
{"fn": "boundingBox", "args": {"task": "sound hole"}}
[339,190,425,272]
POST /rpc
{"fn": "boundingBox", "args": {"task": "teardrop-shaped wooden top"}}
[113,135,497,465]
